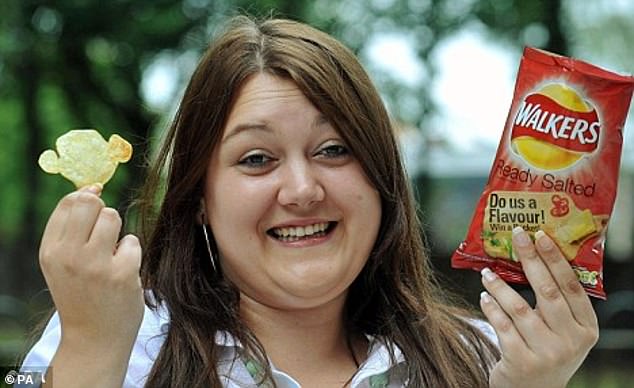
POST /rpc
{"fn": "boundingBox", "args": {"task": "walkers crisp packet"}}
[451,47,634,299]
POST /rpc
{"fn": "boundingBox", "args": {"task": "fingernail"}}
[82,183,103,194]
[480,291,492,303]
[512,226,531,247]
[481,267,497,282]
[535,230,554,250]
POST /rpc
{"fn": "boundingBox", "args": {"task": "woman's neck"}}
[239,292,367,387]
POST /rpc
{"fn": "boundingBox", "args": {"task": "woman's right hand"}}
[39,185,144,386]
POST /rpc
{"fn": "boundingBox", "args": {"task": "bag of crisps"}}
[451,47,634,299]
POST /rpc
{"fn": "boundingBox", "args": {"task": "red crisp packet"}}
[451,47,634,299]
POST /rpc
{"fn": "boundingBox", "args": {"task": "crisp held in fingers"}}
[38,129,132,189]
[452,47,634,299]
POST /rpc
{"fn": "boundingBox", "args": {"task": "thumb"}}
[79,183,104,196]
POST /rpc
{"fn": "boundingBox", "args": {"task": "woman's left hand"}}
[481,227,599,388]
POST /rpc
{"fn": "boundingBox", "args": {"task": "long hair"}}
[137,16,500,387]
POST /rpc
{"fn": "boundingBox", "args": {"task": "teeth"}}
[272,222,330,238]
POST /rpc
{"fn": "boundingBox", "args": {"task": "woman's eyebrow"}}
[221,122,272,143]
[222,114,331,144]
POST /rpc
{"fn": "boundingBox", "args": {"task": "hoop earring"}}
[202,224,218,273]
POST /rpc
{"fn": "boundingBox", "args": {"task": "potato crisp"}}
[38,129,132,188]
[452,47,634,299]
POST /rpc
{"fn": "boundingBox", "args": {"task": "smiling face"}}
[204,73,381,310]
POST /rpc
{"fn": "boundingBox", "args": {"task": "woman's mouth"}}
[267,222,337,242]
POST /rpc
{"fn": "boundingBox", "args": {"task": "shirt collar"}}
[214,330,406,383]
[213,330,404,363]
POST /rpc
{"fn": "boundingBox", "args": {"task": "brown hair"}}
[137,15,500,387]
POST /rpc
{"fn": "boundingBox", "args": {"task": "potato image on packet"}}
[480,192,606,262]
[38,129,132,188]
[452,47,634,299]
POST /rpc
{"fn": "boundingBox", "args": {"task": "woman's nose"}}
[277,161,325,208]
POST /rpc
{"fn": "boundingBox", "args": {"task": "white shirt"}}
[21,304,497,387]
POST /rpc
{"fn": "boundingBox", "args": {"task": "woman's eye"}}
[238,153,273,168]
[317,144,349,158]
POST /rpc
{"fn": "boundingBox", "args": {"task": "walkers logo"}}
[510,83,600,170]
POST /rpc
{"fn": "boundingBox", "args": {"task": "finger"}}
[512,227,575,334]
[533,230,597,329]
[40,185,103,248]
[481,267,552,352]
[87,207,122,256]
[113,234,142,276]
[62,190,106,244]
[40,192,76,249]
[480,290,532,361]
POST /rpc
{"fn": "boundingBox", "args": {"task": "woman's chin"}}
[257,271,353,310]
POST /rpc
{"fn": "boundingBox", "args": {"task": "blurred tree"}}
[0,0,307,301]
[1,0,214,302]
[474,0,567,53]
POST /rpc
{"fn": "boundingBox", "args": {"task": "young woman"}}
[23,16,598,388]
